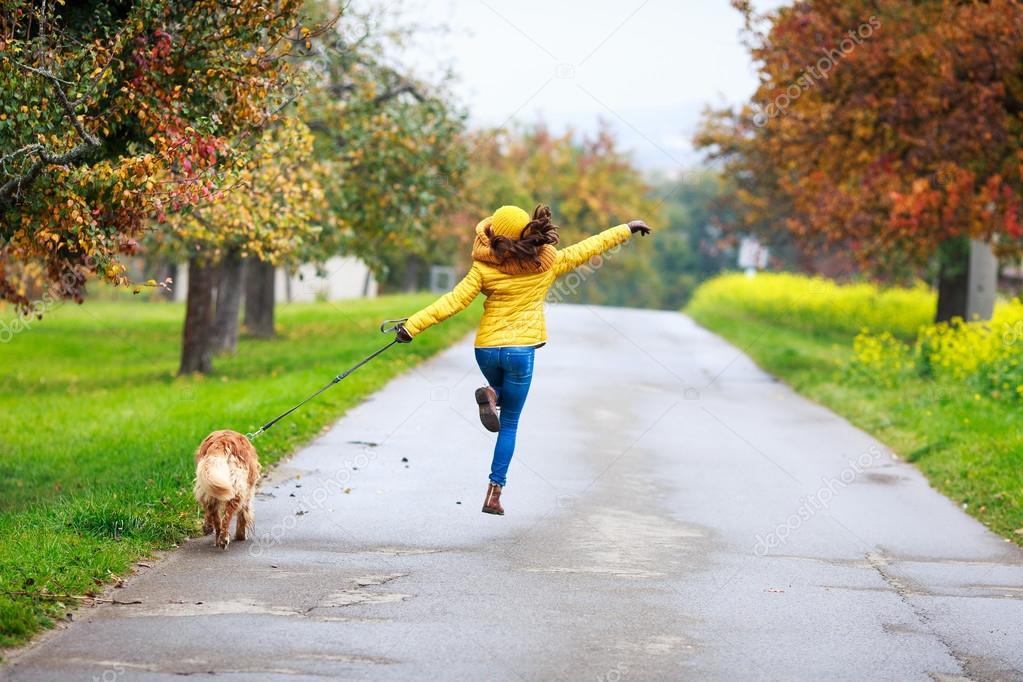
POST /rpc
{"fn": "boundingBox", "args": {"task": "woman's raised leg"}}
[474,347,503,432]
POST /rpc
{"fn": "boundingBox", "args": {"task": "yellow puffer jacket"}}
[404,219,632,347]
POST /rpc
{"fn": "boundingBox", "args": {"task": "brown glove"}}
[628,220,651,236]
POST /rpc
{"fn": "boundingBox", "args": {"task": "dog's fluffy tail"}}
[195,455,234,501]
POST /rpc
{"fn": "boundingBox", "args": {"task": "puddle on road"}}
[861,471,909,485]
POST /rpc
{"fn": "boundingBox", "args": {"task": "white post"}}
[967,240,997,321]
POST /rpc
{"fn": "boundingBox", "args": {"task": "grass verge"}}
[687,304,1023,547]
[0,294,480,648]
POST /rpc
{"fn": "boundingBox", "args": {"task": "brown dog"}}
[193,429,261,549]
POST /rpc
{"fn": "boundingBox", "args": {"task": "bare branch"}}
[16,62,101,146]
[0,144,45,168]
[372,81,424,105]
[0,139,98,202]
[14,61,74,86]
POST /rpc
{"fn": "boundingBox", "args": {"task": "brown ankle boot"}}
[475,386,500,433]
[482,482,504,515]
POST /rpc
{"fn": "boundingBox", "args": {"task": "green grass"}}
[0,294,480,648]
[687,304,1023,547]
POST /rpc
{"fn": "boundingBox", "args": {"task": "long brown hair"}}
[485,204,560,265]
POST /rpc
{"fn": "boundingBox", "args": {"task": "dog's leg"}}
[216,498,240,549]
[202,501,217,535]
[234,497,254,541]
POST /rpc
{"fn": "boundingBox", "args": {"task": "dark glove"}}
[395,323,413,343]
[628,220,651,236]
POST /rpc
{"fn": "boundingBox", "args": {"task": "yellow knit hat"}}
[490,205,531,239]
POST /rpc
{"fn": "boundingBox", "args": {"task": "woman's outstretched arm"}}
[552,220,650,276]
[402,263,484,338]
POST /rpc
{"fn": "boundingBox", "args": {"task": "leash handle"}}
[379,317,408,334]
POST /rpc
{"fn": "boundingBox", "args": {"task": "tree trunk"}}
[179,257,215,375]
[935,236,970,323]
[212,251,246,354]
[244,259,276,338]
[402,254,423,293]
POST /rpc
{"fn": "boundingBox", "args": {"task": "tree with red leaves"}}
[697,0,1023,320]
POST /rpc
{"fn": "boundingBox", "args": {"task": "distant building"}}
[738,236,769,276]
[172,256,377,303]
[1001,258,1023,297]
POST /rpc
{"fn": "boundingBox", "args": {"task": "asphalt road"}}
[3,304,1022,681]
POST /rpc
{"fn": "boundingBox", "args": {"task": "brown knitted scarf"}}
[471,218,557,275]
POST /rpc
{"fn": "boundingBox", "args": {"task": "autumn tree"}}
[0,0,321,311]
[152,118,330,372]
[221,2,468,331]
[429,123,659,307]
[300,5,468,273]
[697,0,1023,321]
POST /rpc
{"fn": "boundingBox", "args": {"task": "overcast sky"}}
[393,0,785,173]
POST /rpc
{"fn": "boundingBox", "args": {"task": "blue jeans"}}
[474,346,535,487]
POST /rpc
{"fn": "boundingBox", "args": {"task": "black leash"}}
[245,318,407,441]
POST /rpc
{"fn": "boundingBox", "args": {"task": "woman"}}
[394,204,651,515]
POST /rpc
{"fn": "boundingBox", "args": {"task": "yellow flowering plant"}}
[686,272,934,339]
[687,272,1022,402]
[846,330,917,388]
[853,299,1023,401]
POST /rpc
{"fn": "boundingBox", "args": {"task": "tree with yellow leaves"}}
[152,117,331,373]
[0,0,326,310]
